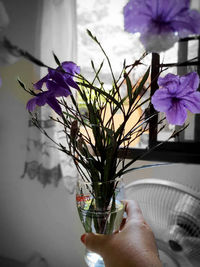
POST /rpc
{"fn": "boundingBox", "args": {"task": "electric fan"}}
[125,178,200,267]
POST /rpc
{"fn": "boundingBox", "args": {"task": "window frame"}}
[124,36,200,164]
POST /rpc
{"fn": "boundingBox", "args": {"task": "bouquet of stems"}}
[18,31,178,182]
[2,28,200,233]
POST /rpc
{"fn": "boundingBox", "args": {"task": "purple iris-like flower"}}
[151,72,200,125]
[124,0,200,52]
[26,61,80,115]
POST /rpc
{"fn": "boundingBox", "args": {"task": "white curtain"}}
[39,0,77,67]
[22,0,78,192]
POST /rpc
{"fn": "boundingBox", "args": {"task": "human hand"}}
[80,200,162,267]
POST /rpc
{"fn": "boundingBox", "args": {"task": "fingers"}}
[123,200,144,221]
[80,233,109,254]
[80,201,145,254]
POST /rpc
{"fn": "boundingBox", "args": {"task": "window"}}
[77,0,200,164]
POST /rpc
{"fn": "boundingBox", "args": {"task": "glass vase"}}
[76,177,125,267]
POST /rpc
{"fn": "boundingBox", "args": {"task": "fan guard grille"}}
[125,179,200,267]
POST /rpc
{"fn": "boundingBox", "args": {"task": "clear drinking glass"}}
[76,177,125,267]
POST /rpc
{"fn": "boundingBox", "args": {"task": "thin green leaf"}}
[17,78,35,95]
[132,67,150,102]
[91,60,104,85]
[87,29,98,43]
[124,72,132,104]
[53,52,61,66]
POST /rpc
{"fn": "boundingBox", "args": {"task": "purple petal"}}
[181,91,200,113]
[172,10,200,37]
[179,72,199,92]
[189,10,200,34]
[66,77,79,90]
[26,92,50,111]
[48,69,68,88]
[48,68,56,76]
[151,89,172,112]
[49,68,69,85]
[46,80,71,97]
[0,77,2,87]
[158,72,200,97]
[158,73,180,94]
[158,73,179,88]
[26,97,37,112]
[123,0,151,34]
[162,0,189,20]
[33,75,48,90]
[61,61,80,75]
[35,92,49,106]
[166,102,187,125]
[46,97,62,115]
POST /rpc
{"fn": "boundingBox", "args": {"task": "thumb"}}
[81,233,109,254]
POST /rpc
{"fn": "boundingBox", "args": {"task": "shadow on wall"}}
[0,252,48,267]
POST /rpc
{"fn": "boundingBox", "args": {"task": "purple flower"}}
[26,91,63,115]
[124,0,200,52]
[151,72,200,125]
[34,61,80,91]
[27,61,80,115]
[0,77,2,87]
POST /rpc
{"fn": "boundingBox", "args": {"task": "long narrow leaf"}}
[124,72,132,104]
[132,67,150,103]
[119,163,171,176]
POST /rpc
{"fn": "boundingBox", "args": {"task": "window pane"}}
[77,0,150,148]
[77,0,145,82]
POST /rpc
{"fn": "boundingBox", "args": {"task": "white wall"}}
[124,160,200,189]
[0,1,200,267]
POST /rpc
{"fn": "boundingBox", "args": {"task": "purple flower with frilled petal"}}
[124,0,200,52]
[151,72,200,125]
[27,61,80,115]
